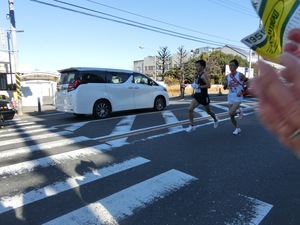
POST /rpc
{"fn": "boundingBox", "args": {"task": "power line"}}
[31,0,228,46]
[86,0,244,44]
[30,0,248,49]
[224,0,257,14]
[207,0,257,17]
[53,0,234,46]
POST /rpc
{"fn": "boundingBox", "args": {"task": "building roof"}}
[21,72,59,82]
[222,45,249,57]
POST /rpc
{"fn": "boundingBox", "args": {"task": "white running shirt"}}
[227,72,243,104]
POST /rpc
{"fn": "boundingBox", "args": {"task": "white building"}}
[20,72,59,106]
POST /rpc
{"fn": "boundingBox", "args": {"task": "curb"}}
[14,105,57,118]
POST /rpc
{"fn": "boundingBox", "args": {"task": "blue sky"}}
[0,0,259,73]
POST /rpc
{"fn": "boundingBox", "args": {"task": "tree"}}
[182,59,196,84]
[206,57,222,84]
[175,46,188,81]
[208,50,248,83]
[157,47,252,84]
[157,46,171,81]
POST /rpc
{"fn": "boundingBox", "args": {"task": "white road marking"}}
[210,103,229,111]
[194,107,209,117]
[240,103,253,108]
[0,157,150,214]
[0,127,57,138]
[225,195,273,225]
[0,143,111,176]
[242,99,257,103]
[0,131,72,147]
[162,110,182,132]
[64,121,91,131]
[111,115,135,135]
[247,197,273,225]
[0,124,42,133]
[43,169,197,225]
[0,136,90,159]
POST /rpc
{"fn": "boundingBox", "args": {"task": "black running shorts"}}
[194,93,210,106]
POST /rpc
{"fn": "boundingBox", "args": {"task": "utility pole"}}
[6,31,13,85]
[248,49,252,78]
[8,0,23,115]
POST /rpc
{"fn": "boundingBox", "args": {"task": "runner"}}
[223,59,247,135]
[186,59,218,132]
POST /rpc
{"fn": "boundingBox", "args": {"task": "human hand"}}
[252,53,300,158]
[284,28,300,58]
[191,83,199,90]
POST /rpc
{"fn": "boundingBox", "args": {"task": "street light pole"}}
[139,45,157,81]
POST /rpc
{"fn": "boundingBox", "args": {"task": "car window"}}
[107,72,131,83]
[81,72,105,83]
[133,74,151,85]
[59,72,77,85]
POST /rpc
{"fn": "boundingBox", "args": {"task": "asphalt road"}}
[0,95,299,225]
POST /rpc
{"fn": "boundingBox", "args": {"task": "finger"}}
[284,28,300,57]
[279,53,300,95]
[284,42,300,57]
[287,28,300,43]
[256,92,300,159]
[252,60,294,107]
[254,61,300,124]
[251,60,276,97]
[253,60,300,149]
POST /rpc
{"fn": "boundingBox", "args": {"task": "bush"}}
[164,77,179,86]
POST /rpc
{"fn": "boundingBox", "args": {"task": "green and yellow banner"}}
[241,0,300,63]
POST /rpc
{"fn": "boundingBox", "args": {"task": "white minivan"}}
[55,67,169,119]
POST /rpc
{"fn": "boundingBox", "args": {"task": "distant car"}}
[0,99,16,123]
[55,67,169,119]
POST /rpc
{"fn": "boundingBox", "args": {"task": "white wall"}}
[21,80,57,106]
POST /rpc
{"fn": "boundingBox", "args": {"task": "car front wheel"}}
[93,100,111,119]
[153,96,165,111]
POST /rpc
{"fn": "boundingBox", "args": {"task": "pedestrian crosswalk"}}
[43,169,197,225]
[0,102,274,224]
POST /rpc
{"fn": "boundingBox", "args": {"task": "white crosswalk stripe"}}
[43,169,197,225]
[0,143,117,176]
[0,157,150,214]
[162,110,182,132]
[0,124,46,134]
[0,127,57,138]
[0,136,90,159]
[0,130,72,147]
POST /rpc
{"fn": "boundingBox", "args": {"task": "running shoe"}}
[214,118,219,128]
[233,128,241,135]
[238,107,244,120]
[186,125,195,132]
